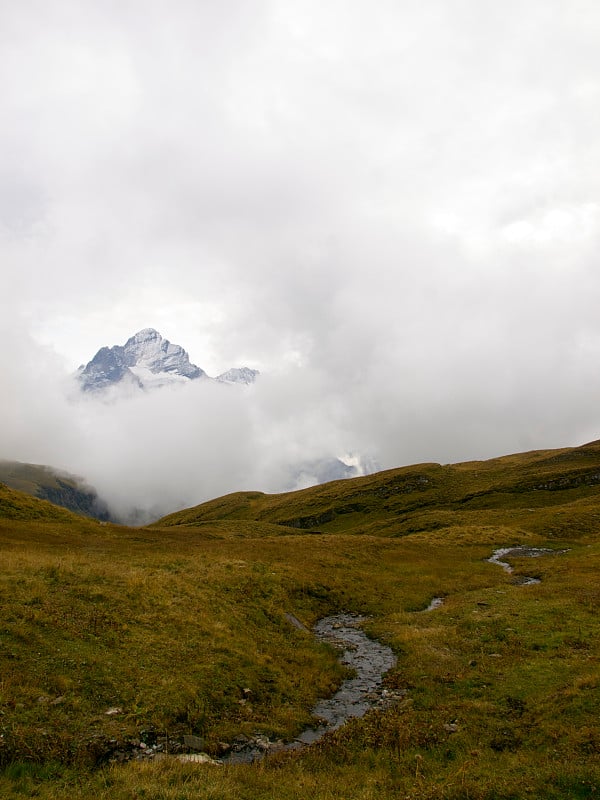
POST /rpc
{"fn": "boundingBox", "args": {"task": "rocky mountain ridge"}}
[77,328,258,393]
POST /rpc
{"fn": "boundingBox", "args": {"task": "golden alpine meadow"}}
[1,441,599,798]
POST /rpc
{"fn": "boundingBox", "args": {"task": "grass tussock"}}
[1,441,600,797]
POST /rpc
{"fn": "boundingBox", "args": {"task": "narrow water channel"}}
[487,546,568,584]
[295,613,397,745]
[223,613,397,763]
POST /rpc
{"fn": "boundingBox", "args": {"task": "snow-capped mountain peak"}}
[122,328,202,379]
[77,329,257,393]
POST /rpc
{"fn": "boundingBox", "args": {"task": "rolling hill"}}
[153,438,600,540]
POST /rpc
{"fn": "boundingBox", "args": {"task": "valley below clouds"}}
[3,319,600,524]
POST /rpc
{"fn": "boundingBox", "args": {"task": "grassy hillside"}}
[0,443,599,798]
[0,460,110,520]
[154,439,600,539]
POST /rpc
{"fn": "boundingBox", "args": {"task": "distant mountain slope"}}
[77,328,258,392]
[0,460,111,520]
[151,439,600,539]
[0,481,95,523]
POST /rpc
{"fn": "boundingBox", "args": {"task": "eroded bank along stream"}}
[222,613,398,764]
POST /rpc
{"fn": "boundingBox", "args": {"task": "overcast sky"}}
[2,1,600,519]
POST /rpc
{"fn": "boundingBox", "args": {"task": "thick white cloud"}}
[2,1,600,518]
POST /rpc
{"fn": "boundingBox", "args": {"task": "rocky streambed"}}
[303,613,398,736]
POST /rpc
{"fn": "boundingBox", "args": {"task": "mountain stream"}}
[223,613,398,764]
[487,546,568,585]
[130,548,572,766]
[191,549,570,764]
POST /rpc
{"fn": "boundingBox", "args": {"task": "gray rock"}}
[183,734,206,751]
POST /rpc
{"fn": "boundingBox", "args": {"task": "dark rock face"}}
[36,478,112,521]
[79,346,136,392]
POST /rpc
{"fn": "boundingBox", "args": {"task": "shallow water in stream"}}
[223,613,397,763]
[295,613,397,744]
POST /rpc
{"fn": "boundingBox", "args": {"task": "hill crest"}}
[151,440,600,538]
